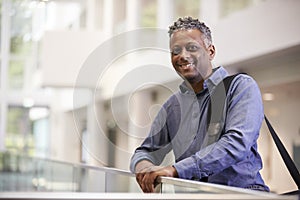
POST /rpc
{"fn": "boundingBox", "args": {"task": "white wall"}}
[41,31,107,87]
[213,0,300,67]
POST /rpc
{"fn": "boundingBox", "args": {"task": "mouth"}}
[178,63,195,70]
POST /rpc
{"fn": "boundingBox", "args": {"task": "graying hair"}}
[168,16,212,47]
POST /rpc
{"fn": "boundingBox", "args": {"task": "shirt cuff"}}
[173,156,200,180]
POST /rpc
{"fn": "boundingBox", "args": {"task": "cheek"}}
[171,55,177,65]
[195,51,209,62]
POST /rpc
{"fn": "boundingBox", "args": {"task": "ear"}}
[207,45,216,61]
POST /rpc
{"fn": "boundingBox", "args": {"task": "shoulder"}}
[228,73,260,95]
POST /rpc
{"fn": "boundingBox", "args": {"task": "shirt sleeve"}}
[129,103,172,173]
[173,74,264,180]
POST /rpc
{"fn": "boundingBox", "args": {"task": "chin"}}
[180,72,200,81]
[182,76,200,83]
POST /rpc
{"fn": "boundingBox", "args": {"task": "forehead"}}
[169,29,204,46]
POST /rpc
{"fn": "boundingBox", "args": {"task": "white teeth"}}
[179,63,194,68]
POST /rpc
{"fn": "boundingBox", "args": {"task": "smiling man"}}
[130,16,269,193]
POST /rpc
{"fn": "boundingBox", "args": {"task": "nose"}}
[179,48,190,61]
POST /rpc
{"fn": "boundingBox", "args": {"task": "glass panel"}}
[39,160,73,192]
[10,0,33,56]
[140,0,157,27]
[0,152,143,193]
[8,59,24,89]
[105,171,138,192]
[158,177,267,195]
[0,153,35,191]
[6,105,50,157]
[219,0,256,18]
[6,106,30,153]
[160,180,202,194]
[174,0,200,19]
[76,167,106,192]
[0,152,294,200]
[31,114,50,157]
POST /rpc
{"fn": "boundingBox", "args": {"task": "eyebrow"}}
[171,41,200,48]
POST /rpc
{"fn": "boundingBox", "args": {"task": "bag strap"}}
[264,116,300,189]
[207,74,240,131]
[206,73,242,146]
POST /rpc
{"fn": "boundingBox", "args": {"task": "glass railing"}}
[156,176,289,198]
[0,152,298,199]
[0,152,140,193]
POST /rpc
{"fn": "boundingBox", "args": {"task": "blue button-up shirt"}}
[130,66,269,191]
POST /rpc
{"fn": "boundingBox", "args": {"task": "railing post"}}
[154,182,162,193]
[104,171,107,193]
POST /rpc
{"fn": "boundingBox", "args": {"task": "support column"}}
[127,90,153,162]
[128,90,154,191]
[157,0,174,29]
[86,90,108,167]
[0,0,11,151]
[86,0,96,31]
[126,0,140,30]
[200,0,221,26]
[103,0,114,35]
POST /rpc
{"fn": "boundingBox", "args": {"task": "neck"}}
[190,80,204,93]
[190,68,213,93]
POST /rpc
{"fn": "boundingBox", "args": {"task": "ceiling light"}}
[263,93,275,101]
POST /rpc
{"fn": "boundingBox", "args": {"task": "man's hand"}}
[135,161,178,193]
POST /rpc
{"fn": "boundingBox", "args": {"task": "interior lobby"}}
[0,0,299,199]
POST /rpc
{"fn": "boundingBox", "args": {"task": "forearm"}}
[135,160,155,173]
[173,132,250,179]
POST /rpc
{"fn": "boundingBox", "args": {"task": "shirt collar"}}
[179,66,228,95]
[204,66,228,89]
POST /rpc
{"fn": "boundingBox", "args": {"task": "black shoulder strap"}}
[264,116,300,190]
[208,73,300,191]
[206,74,241,145]
[207,73,240,128]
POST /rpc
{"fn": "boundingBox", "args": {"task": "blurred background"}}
[0,0,299,194]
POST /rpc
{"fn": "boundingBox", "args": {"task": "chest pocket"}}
[204,74,241,146]
[206,122,224,146]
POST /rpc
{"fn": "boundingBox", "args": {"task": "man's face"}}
[169,29,215,83]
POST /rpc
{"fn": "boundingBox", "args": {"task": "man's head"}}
[168,16,212,48]
[168,17,215,87]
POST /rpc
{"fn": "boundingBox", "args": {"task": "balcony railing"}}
[0,152,297,199]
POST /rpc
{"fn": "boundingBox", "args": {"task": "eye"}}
[186,44,199,52]
[171,46,182,55]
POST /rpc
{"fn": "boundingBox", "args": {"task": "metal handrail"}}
[0,152,137,193]
[0,192,297,200]
[0,152,298,199]
[156,176,283,198]
[0,151,134,176]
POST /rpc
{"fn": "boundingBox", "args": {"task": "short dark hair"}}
[168,16,212,47]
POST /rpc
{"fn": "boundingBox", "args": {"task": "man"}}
[130,16,269,193]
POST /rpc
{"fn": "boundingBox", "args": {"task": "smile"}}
[179,63,195,69]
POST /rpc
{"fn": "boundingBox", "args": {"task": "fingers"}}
[136,171,157,193]
[140,171,157,193]
[135,165,153,191]
[136,173,144,188]
[135,166,177,193]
